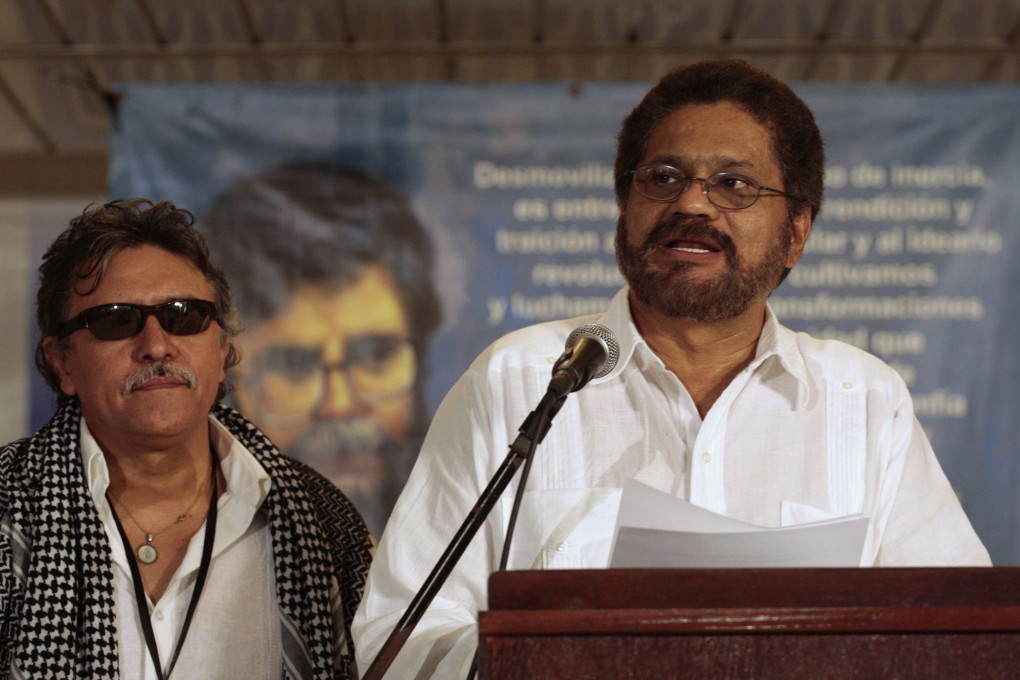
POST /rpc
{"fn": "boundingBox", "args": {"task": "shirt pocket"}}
[500,487,622,570]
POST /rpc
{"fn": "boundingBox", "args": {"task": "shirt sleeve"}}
[352,364,505,678]
[871,406,991,566]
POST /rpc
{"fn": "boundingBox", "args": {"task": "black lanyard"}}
[108,459,219,680]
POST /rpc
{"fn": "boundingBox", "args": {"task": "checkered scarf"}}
[0,399,374,679]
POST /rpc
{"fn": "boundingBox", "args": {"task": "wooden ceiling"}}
[2,0,1020,193]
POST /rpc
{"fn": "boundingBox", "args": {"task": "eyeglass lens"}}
[244,334,416,422]
[633,165,765,209]
[63,299,218,341]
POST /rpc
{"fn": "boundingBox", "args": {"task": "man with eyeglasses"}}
[0,199,373,678]
[200,164,441,537]
[353,59,991,678]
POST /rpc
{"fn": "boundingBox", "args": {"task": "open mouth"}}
[663,237,721,254]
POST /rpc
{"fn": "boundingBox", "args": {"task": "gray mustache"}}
[122,361,198,395]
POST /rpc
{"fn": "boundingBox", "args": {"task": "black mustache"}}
[644,217,737,258]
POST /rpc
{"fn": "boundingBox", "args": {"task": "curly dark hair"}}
[36,198,242,402]
[614,59,825,221]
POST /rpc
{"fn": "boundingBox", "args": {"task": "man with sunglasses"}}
[0,199,373,678]
[353,59,991,677]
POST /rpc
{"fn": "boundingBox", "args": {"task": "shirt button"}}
[555,541,568,552]
[153,610,164,621]
[701,452,712,463]
[842,381,854,390]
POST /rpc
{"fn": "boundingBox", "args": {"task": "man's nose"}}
[133,314,174,362]
[671,177,718,217]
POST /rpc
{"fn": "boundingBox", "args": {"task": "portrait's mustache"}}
[291,417,386,460]
[122,361,198,395]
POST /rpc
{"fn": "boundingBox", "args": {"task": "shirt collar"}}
[81,421,111,520]
[754,304,812,407]
[81,413,273,516]
[587,287,642,385]
[591,287,811,406]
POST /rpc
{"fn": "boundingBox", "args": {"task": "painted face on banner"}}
[616,101,811,322]
[230,264,416,532]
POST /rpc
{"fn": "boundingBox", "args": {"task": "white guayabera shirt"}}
[352,287,991,679]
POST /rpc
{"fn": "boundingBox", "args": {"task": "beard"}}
[288,417,418,537]
[615,213,792,322]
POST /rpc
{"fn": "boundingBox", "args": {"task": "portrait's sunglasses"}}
[56,299,219,341]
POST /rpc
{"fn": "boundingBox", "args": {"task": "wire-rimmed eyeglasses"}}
[630,163,802,210]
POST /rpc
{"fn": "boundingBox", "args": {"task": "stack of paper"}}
[608,479,868,568]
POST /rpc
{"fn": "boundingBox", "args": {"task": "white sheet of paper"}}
[609,479,868,568]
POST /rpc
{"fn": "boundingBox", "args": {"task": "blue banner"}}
[98,82,1020,561]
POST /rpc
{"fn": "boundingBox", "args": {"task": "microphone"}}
[547,323,620,398]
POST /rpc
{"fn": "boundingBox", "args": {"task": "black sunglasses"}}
[56,299,219,341]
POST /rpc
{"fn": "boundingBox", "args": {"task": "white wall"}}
[0,197,103,444]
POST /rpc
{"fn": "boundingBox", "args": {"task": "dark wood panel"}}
[479,569,1020,679]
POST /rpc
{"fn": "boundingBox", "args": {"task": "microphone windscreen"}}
[564,323,620,379]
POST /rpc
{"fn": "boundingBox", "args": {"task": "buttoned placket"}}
[688,362,765,515]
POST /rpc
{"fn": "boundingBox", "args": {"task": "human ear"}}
[43,336,78,397]
[785,205,814,269]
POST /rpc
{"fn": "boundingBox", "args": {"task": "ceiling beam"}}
[0,152,107,197]
[2,39,1020,61]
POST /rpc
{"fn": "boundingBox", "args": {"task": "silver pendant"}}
[137,533,158,564]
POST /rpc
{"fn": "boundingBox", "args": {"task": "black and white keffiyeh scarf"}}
[0,399,374,679]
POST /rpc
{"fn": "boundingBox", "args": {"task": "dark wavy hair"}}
[614,59,825,221]
[199,163,442,435]
[36,199,242,402]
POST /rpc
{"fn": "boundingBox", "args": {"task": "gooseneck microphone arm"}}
[361,324,619,679]
[361,389,567,680]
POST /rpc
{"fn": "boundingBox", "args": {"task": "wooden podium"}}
[477,568,1020,679]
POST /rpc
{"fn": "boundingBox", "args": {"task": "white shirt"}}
[352,287,991,678]
[83,415,282,679]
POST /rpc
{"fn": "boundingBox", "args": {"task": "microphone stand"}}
[361,389,567,680]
